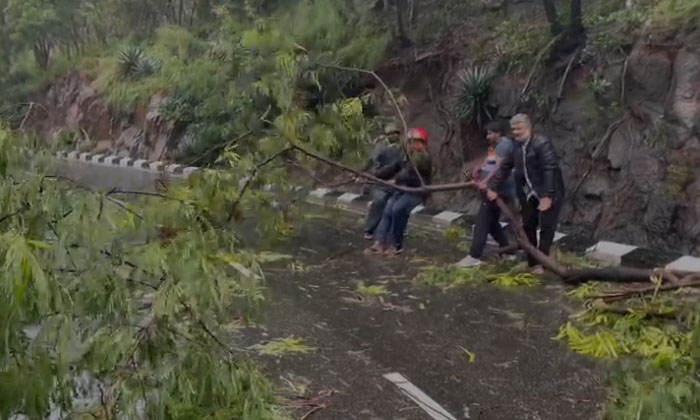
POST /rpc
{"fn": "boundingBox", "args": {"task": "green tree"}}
[0,126,292,419]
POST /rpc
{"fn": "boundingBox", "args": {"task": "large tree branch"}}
[294,144,700,287]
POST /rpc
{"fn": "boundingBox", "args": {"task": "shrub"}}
[453,66,496,129]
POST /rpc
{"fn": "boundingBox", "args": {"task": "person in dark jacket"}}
[366,128,432,256]
[360,123,403,240]
[485,114,565,274]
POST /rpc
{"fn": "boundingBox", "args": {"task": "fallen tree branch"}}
[592,279,700,302]
[313,62,426,187]
[294,144,700,286]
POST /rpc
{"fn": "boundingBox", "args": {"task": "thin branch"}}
[19,103,35,130]
[620,57,629,104]
[104,196,144,220]
[313,62,426,187]
[107,190,184,202]
[552,47,581,114]
[231,147,292,212]
[521,35,562,97]
[182,130,254,167]
[570,115,627,198]
[293,144,474,193]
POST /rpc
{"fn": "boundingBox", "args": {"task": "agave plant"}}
[117,46,161,79]
[133,56,162,78]
[117,46,145,79]
[453,66,497,129]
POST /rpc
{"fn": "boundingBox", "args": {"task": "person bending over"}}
[366,128,432,256]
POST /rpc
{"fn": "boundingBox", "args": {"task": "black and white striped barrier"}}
[50,149,700,273]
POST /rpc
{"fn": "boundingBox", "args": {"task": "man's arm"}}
[487,150,514,192]
[373,160,402,180]
[536,137,559,198]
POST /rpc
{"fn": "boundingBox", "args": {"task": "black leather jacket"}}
[489,134,565,201]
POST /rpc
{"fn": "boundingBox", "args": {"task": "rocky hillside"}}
[27,72,186,162]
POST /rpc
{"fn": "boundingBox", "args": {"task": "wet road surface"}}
[236,208,605,420]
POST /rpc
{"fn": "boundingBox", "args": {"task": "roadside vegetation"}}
[0,0,699,419]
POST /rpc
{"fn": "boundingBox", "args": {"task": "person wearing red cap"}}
[365,128,432,256]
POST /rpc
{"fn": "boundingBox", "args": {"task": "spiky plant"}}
[133,56,162,78]
[117,46,145,79]
[454,66,496,129]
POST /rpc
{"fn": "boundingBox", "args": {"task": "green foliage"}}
[444,226,465,242]
[666,163,695,198]
[650,0,700,32]
[356,282,389,296]
[454,66,496,129]
[415,260,539,288]
[117,46,162,79]
[560,284,700,419]
[490,20,553,74]
[254,337,315,356]
[0,126,291,419]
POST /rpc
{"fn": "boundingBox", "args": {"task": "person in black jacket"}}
[359,123,403,240]
[365,128,432,256]
[484,114,565,274]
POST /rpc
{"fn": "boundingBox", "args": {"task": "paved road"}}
[236,208,605,420]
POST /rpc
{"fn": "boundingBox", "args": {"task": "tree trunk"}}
[569,0,584,36]
[395,0,411,46]
[33,39,52,70]
[409,0,419,27]
[542,0,562,35]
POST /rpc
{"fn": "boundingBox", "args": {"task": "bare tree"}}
[569,0,583,36]
[395,0,411,45]
[542,0,562,35]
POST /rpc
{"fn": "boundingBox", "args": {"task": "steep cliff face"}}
[552,42,700,254]
[28,72,181,162]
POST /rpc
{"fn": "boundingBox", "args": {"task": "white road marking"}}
[383,372,458,420]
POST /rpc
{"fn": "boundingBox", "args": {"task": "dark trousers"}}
[470,196,510,259]
[364,188,392,235]
[375,193,423,249]
[521,196,562,267]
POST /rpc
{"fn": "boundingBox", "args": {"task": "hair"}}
[510,113,531,127]
[485,120,504,135]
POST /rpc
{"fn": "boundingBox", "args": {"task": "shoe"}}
[384,246,404,256]
[454,255,483,268]
[531,265,545,275]
[364,233,374,240]
[364,242,385,255]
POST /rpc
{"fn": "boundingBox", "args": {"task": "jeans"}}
[521,196,563,267]
[375,193,423,249]
[364,188,392,235]
[470,196,510,259]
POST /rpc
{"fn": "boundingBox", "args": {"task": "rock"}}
[607,126,631,169]
[629,147,663,193]
[627,44,672,103]
[672,48,700,130]
[581,174,608,198]
[642,194,677,234]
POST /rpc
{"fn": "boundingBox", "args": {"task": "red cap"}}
[408,127,429,143]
